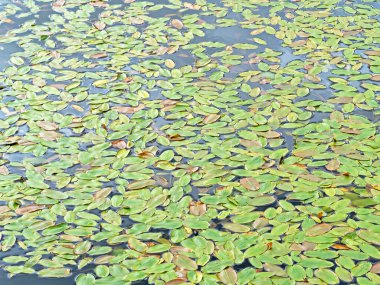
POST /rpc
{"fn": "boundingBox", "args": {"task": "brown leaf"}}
[331,244,351,250]
[38,131,62,141]
[50,83,66,89]
[306,223,332,236]
[217,267,237,285]
[240,139,262,148]
[90,52,107,59]
[289,243,304,251]
[289,40,307,47]
[52,0,65,8]
[93,21,106,30]
[171,19,184,29]
[186,166,199,174]
[170,246,192,255]
[123,76,134,83]
[293,148,315,158]
[60,234,83,242]
[252,217,268,229]
[341,127,361,134]
[33,78,46,87]
[72,104,84,112]
[183,2,201,10]
[299,173,322,182]
[0,17,13,23]
[343,30,361,37]
[37,121,58,131]
[0,165,9,175]
[371,75,380,81]
[0,206,10,214]
[169,134,185,141]
[137,150,155,158]
[130,17,144,25]
[262,130,281,139]
[15,204,45,215]
[90,1,108,7]
[302,242,316,251]
[203,114,220,124]
[165,279,187,285]
[94,255,114,264]
[51,51,61,59]
[305,74,321,83]
[330,110,344,122]
[157,46,169,55]
[112,140,127,149]
[189,202,206,216]
[371,262,380,273]
[326,159,340,171]
[113,104,145,114]
[161,99,178,106]
[93,188,112,200]
[153,175,169,187]
[1,107,15,116]
[173,255,198,271]
[240,177,260,190]
[161,105,176,112]
[328,96,352,104]
[365,51,380,56]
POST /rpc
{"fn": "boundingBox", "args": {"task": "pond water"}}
[0,0,380,284]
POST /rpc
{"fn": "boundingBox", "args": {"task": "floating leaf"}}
[217,267,237,285]
[171,19,184,29]
[315,269,339,284]
[306,223,333,236]
[223,223,250,233]
[240,177,260,190]
[173,255,198,271]
[15,204,45,215]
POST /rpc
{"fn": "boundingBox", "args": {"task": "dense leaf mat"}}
[0,0,380,284]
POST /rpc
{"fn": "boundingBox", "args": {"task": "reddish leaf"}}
[0,165,9,175]
[189,202,206,216]
[52,0,65,8]
[113,104,145,114]
[16,204,45,215]
[94,21,106,30]
[171,19,184,29]
[331,244,351,250]
[326,159,340,171]
[240,177,260,190]
[306,223,332,236]
[37,121,58,131]
[203,114,220,124]
[112,140,127,149]
[90,52,107,59]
